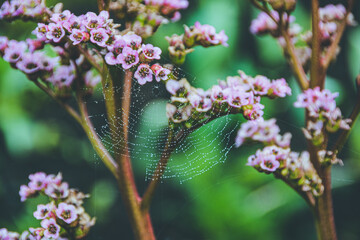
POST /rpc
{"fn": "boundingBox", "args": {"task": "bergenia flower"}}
[19,185,36,202]
[141,44,161,60]
[90,28,109,47]
[28,172,47,191]
[46,23,65,43]
[151,64,171,82]
[259,154,280,172]
[33,203,54,220]
[16,53,41,74]
[56,203,78,224]
[50,10,73,23]
[45,182,69,199]
[123,34,142,50]
[134,64,153,85]
[118,47,139,69]
[69,29,89,45]
[41,218,60,239]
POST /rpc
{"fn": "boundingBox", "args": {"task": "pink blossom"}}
[227,88,250,108]
[48,65,75,88]
[50,10,73,24]
[166,104,192,123]
[16,53,42,74]
[56,203,78,224]
[33,203,54,220]
[211,85,230,102]
[269,78,292,97]
[33,23,48,40]
[28,172,47,191]
[62,15,84,32]
[45,182,69,199]
[151,64,170,82]
[105,52,119,65]
[134,64,153,85]
[84,70,101,88]
[90,28,109,47]
[118,47,139,69]
[0,36,8,51]
[250,76,271,95]
[259,154,280,172]
[84,11,107,29]
[26,39,44,53]
[41,218,60,239]
[123,34,142,50]
[141,44,161,60]
[166,79,182,95]
[3,40,27,63]
[69,29,89,45]
[19,185,35,202]
[107,37,127,55]
[46,23,65,43]
[250,12,278,35]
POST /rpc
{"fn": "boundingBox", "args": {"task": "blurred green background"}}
[1,0,360,239]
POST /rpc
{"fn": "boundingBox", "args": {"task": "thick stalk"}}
[310,0,325,88]
[314,167,337,240]
[117,70,156,240]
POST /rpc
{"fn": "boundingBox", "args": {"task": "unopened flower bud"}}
[268,0,296,12]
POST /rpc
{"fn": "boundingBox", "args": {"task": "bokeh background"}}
[1,0,360,239]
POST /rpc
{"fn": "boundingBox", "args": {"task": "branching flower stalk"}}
[0,0,359,239]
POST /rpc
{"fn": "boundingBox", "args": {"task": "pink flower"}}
[62,15,84,32]
[151,64,170,82]
[90,28,109,47]
[50,10,73,23]
[33,203,54,220]
[41,218,60,239]
[269,78,291,97]
[28,172,47,191]
[16,53,43,75]
[69,29,89,45]
[105,52,119,65]
[45,182,69,199]
[123,33,142,50]
[250,76,271,95]
[250,12,278,35]
[141,44,161,60]
[33,23,48,40]
[227,88,250,108]
[211,85,230,102]
[26,38,44,53]
[118,47,139,69]
[166,104,192,123]
[134,64,153,85]
[46,23,65,43]
[56,203,78,224]
[19,185,35,202]
[107,37,127,55]
[84,11,107,29]
[48,65,75,88]
[166,79,181,95]
[0,36,8,51]
[3,40,27,63]
[259,155,280,172]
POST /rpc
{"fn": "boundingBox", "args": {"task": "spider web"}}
[85,61,241,183]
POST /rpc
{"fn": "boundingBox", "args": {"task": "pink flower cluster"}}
[250,11,294,36]
[0,0,48,21]
[16,172,95,240]
[247,146,324,196]
[34,10,113,45]
[235,118,292,148]
[0,37,57,76]
[184,21,229,48]
[0,229,20,240]
[165,71,291,126]
[294,87,351,145]
[144,0,189,22]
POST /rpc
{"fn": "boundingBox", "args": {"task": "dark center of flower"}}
[11,53,19,60]
[61,210,71,219]
[173,111,182,120]
[264,161,273,169]
[59,14,67,21]
[26,63,38,70]
[49,224,57,234]
[145,49,154,57]
[53,28,63,38]
[41,209,48,216]
[74,32,83,41]
[216,92,223,100]
[125,55,135,64]
[93,33,103,42]
[232,97,241,105]
[89,20,98,28]
[139,67,150,77]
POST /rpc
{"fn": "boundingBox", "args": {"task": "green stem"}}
[77,96,119,177]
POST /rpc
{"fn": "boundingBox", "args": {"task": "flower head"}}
[118,47,139,69]
[56,202,78,224]
[134,64,153,85]
[41,218,60,239]
[90,28,109,47]
[141,44,161,60]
